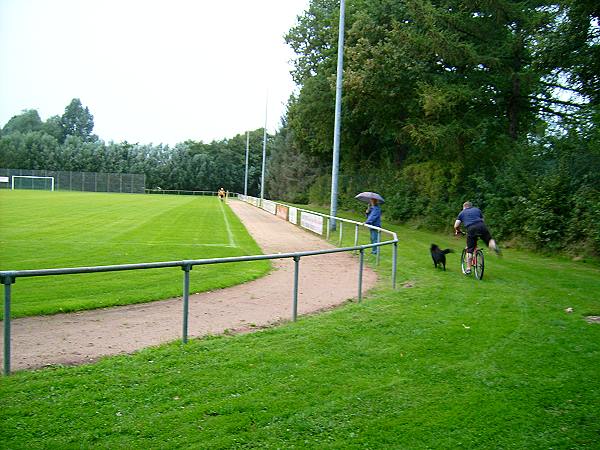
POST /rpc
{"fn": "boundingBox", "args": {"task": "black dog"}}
[430,244,453,271]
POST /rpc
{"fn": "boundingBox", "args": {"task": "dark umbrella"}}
[355,191,385,203]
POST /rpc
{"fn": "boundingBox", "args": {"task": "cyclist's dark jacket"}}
[457,207,484,228]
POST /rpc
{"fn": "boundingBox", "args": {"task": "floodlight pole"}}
[260,93,268,204]
[244,131,250,196]
[329,0,346,231]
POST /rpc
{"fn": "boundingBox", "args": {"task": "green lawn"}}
[0,190,269,318]
[1,205,599,448]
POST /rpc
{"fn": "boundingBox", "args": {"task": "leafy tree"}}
[266,121,319,203]
[537,1,600,106]
[1,110,43,135]
[42,115,64,142]
[0,131,59,169]
[276,0,600,254]
[61,98,96,142]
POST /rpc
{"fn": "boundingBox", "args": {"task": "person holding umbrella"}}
[355,192,384,255]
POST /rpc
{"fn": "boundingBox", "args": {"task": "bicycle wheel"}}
[460,249,468,274]
[474,249,485,280]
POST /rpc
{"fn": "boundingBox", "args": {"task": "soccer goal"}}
[11,175,55,191]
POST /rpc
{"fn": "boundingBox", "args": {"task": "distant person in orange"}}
[218,187,225,201]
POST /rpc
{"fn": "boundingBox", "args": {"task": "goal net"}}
[11,175,55,191]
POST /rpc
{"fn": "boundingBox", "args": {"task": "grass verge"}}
[0,191,269,318]
[1,205,599,448]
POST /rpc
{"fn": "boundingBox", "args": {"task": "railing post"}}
[339,221,343,246]
[376,231,381,266]
[181,264,192,343]
[354,224,359,248]
[2,274,15,376]
[358,248,364,302]
[392,241,398,289]
[292,256,300,321]
[326,218,330,240]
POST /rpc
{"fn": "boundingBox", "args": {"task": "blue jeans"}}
[370,229,379,254]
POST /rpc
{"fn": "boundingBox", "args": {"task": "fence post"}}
[182,264,192,343]
[354,224,359,248]
[2,275,15,376]
[358,248,364,302]
[326,218,330,240]
[292,256,300,321]
[392,241,398,289]
[376,231,381,266]
[339,221,343,246]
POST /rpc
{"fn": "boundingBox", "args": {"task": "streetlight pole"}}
[260,93,268,204]
[329,0,345,230]
[244,130,249,196]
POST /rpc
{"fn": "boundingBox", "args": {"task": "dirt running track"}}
[1,200,377,371]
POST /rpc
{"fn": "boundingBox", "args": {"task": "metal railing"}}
[0,197,397,376]
[145,189,239,197]
[238,194,397,271]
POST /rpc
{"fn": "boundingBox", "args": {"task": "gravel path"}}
[1,200,377,371]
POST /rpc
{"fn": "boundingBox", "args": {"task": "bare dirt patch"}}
[1,200,377,371]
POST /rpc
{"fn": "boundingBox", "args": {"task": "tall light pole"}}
[329,0,345,230]
[244,131,250,196]
[260,93,268,204]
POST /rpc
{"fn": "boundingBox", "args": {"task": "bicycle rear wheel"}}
[460,249,468,274]
[474,249,485,280]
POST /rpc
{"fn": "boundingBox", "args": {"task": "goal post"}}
[11,175,55,191]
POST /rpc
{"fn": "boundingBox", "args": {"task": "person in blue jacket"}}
[365,198,382,254]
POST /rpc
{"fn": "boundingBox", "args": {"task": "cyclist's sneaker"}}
[465,269,471,275]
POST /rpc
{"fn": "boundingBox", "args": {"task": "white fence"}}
[300,211,324,235]
[261,199,277,214]
[236,195,397,266]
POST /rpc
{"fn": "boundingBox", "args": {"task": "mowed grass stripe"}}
[0,191,269,318]
[18,192,228,253]
[0,211,598,448]
[218,199,237,247]
[5,192,170,243]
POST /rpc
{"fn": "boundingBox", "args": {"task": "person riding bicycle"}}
[454,201,500,275]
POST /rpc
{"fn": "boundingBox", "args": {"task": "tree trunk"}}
[508,72,521,140]
[507,31,524,141]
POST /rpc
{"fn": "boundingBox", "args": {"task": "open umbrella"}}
[355,191,385,203]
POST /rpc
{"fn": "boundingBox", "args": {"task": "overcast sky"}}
[0,0,310,145]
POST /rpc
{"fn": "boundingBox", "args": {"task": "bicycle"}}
[455,230,485,280]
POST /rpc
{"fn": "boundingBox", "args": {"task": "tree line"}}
[0,99,271,195]
[267,0,600,255]
[2,0,599,255]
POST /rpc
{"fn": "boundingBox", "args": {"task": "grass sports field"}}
[0,190,269,318]
[1,204,599,448]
